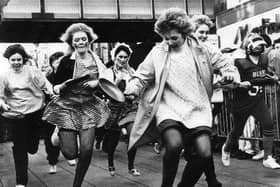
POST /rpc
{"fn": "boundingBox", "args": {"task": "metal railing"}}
[216,84,280,141]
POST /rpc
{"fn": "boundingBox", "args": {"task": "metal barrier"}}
[216,84,280,141]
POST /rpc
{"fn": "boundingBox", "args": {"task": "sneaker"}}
[15,185,26,187]
[121,128,127,136]
[252,150,264,160]
[51,127,59,146]
[67,159,76,166]
[129,168,141,176]
[109,166,115,176]
[263,155,280,169]
[221,144,230,166]
[48,165,57,174]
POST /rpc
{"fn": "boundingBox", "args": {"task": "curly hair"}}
[191,14,213,31]
[3,44,30,64]
[60,23,98,46]
[154,8,193,37]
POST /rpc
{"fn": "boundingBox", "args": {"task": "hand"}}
[83,80,98,88]
[50,94,59,100]
[53,84,65,95]
[239,81,251,88]
[125,94,136,102]
[266,74,279,81]
[0,103,10,112]
[221,73,235,84]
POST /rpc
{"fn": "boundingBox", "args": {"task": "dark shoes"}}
[231,149,253,160]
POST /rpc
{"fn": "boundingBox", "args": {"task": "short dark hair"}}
[49,52,64,67]
[3,44,30,64]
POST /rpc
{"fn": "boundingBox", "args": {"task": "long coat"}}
[127,36,240,150]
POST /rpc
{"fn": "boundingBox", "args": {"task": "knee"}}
[197,147,211,159]
[80,146,93,158]
[165,142,183,156]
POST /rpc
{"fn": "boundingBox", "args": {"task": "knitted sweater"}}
[156,44,212,128]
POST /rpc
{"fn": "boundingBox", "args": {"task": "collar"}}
[160,34,202,52]
[70,50,95,60]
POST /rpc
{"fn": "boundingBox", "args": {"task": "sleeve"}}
[126,48,156,96]
[31,67,54,95]
[53,57,73,85]
[205,44,240,82]
[0,73,7,106]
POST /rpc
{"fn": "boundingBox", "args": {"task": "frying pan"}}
[98,78,125,102]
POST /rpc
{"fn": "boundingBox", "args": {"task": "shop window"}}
[2,0,40,18]
[45,0,81,18]
[119,0,152,19]
[83,0,117,19]
[154,0,186,18]
[188,0,203,15]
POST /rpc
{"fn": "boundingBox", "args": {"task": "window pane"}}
[45,0,81,18]
[119,0,152,19]
[203,0,214,16]
[154,0,186,18]
[2,0,40,18]
[83,0,117,19]
[188,0,202,15]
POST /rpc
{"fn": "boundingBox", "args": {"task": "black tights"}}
[103,129,137,170]
[161,127,213,187]
[59,128,95,187]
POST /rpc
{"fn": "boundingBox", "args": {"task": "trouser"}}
[42,121,60,165]
[95,126,105,145]
[4,110,42,185]
[225,100,274,158]
[103,129,121,167]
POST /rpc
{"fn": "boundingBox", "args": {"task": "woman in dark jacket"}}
[43,23,110,187]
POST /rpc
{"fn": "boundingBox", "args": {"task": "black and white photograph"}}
[1,0,280,186]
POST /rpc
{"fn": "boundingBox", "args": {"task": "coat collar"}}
[158,34,203,52]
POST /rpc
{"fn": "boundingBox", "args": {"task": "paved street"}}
[1,141,280,187]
